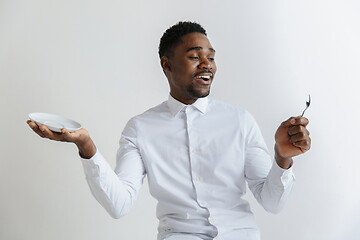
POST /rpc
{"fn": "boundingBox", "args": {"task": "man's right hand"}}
[27,120,97,159]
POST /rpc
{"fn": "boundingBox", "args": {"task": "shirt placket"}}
[185,106,220,238]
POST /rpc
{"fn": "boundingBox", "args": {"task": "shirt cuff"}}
[80,150,105,177]
[269,160,296,188]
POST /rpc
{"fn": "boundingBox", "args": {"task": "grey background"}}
[1,0,359,239]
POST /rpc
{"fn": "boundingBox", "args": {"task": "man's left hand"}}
[274,116,311,168]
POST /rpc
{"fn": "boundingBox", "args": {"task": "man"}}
[27,21,311,240]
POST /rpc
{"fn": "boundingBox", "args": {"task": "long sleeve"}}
[79,96,298,239]
[244,112,295,214]
[81,119,146,218]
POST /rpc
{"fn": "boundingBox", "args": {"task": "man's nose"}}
[198,57,212,69]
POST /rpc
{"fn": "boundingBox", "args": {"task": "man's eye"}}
[208,57,215,61]
[189,56,199,60]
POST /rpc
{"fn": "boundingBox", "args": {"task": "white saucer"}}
[29,112,81,133]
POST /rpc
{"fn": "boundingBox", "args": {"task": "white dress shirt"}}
[81,95,295,240]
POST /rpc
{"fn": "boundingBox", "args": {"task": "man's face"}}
[162,32,217,105]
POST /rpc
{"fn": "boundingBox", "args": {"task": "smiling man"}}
[160,31,216,104]
[27,21,311,240]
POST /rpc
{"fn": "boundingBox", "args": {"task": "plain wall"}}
[1,0,359,239]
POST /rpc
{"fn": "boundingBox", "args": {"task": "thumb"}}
[280,117,296,128]
[61,128,73,142]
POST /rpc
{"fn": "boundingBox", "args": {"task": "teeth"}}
[196,75,211,79]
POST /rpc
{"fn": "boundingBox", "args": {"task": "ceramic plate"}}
[28,112,81,133]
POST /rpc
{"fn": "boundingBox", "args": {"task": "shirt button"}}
[192,149,196,153]
[188,122,192,127]
[194,177,200,182]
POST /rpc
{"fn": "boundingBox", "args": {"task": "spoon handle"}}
[301,107,308,117]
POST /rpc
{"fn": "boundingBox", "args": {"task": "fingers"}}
[288,125,310,136]
[27,120,46,138]
[289,131,311,145]
[27,120,87,144]
[27,120,66,141]
[287,119,311,151]
[281,116,309,128]
[40,125,62,141]
[293,116,309,127]
[280,116,311,152]
[292,138,311,150]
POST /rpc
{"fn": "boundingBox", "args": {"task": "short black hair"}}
[158,21,207,58]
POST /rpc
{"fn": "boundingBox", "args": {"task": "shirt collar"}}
[167,94,209,117]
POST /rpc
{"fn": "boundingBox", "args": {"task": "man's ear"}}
[160,56,171,73]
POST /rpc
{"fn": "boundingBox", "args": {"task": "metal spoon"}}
[301,94,311,117]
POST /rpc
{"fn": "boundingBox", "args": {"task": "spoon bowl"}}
[301,94,311,117]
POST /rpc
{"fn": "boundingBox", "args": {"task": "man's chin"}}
[197,92,210,98]
[189,90,210,99]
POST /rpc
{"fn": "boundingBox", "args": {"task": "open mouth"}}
[194,73,212,85]
[195,75,211,81]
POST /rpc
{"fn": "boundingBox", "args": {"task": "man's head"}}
[159,21,217,105]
